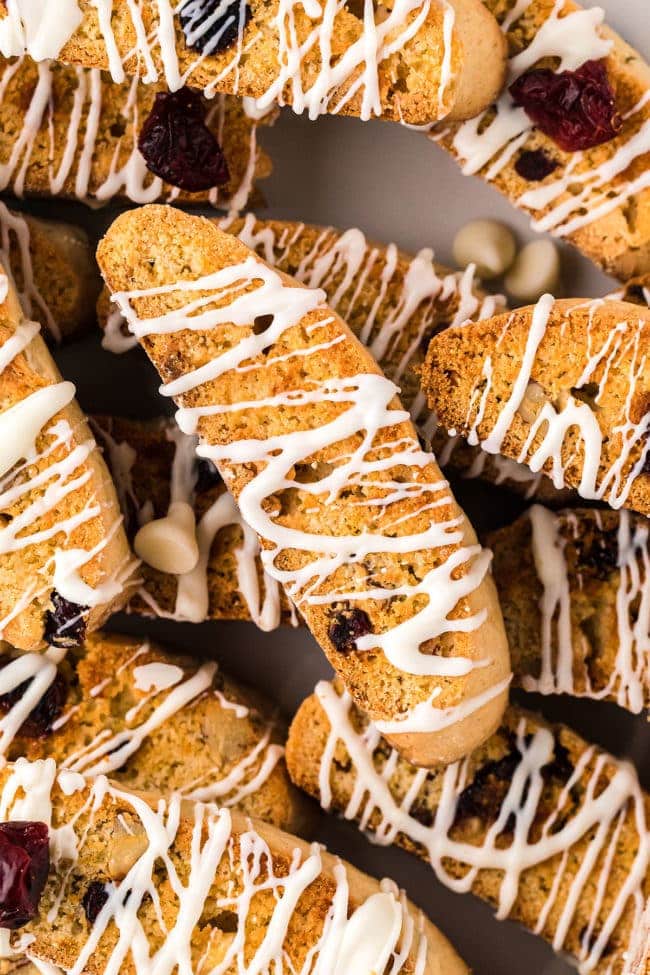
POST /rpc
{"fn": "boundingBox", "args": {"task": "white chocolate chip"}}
[452,219,516,280]
[134,501,199,575]
[504,239,561,304]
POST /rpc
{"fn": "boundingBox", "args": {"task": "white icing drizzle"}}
[0,648,64,759]
[0,56,261,210]
[0,760,431,975]
[314,680,650,975]
[17,0,456,123]
[465,295,650,508]
[523,504,650,713]
[436,0,650,241]
[0,0,83,61]
[111,253,498,727]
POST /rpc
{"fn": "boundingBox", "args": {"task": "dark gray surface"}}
[17,3,650,970]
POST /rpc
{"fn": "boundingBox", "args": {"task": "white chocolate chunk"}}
[452,219,516,280]
[133,501,200,575]
[504,239,561,304]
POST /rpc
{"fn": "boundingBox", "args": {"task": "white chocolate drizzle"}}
[434,0,650,241]
[0,759,432,975]
[522,504,650,713]
[0,55,264,209]
[8,0,457,123]
[313,679,650,975]
[464,295,650,508]
[110,250,501,730]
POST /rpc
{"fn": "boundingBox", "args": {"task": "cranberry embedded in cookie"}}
[0,821,49,929]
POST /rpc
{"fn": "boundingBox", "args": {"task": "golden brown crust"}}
[0,55,273,208]
[3,631,312,834]
[56,0,506,125]
[97,204,510,768]
[0,763,468,975]
[435,0,650,280]
[422,298,650,516]
[487,505,650,713]
[0,276,136,652]
[286,685,650,975]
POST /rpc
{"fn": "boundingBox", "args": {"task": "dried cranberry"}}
[195,457,222,494]
[510,60,622,152]
[179,0,251,56]
[0,822,49,929]
[43,593,88,649]
[0,661,67,739]
[328,609,373,654]
[82,880,110,924]
[514,148,559,181]
[138,88,230,193]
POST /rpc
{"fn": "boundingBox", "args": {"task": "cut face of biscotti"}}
[0,631,310,834]
[0,759,468,975]
[433,0,650,281]
[422,296,650,516]
[13,212,101,344]
[488,505,650,715]
[287,680,650,975]
[0,271,137,652]
[97,204,511,768]
[5,0,508,126]
[0,55,272,209]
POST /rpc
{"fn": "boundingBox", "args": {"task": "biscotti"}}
[0,632,310,834]
[0,205,100,343]
[422,295,650,516]
[0,759,468,975]
[0,55,272,208]
[4,0,508,126]
[488,505,650,715]
[433,0,650,281]
[287,679,650,975]
[97,204,511,768]
[0,269,137,652]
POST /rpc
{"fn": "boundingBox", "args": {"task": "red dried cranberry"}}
[138,88,230,193]
[0,660,67,739]
[82,880,110,924]
[179,0,251,56]
[514,148,559,181]
[510,60,622,152]
[328,609,373,654]
[43,592,88,649]
[0,822,49,929]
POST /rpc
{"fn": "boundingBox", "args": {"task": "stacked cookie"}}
[0,1,647,975]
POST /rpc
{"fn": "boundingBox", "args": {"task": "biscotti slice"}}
[287,680,650,975]
[487,505,650,715]
[0,269,137,652]
[98,204,511,768]
[0,55,272,209]
[433,0,650,281]
[422,295,650,516]
[0,759,468,975]
[12,211,100,343]
[7,0,508,126]
[0,632,309,834]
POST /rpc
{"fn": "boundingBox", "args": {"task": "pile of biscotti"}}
[0,1,647,974]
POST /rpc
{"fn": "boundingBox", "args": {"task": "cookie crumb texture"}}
[0,279,136,652]
[0,632,310,835]
[0,759,467,975]
[423,297,650,517]
[434,0,650,280]
[97,205,511,767]
[0,55,272,208]
[489,505,650,715]
[51,0,506,125]
[287,681,650,975]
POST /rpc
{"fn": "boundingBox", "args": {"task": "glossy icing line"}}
[314,680,650,975]
[110,254,496,723]
[0,758,431,974]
